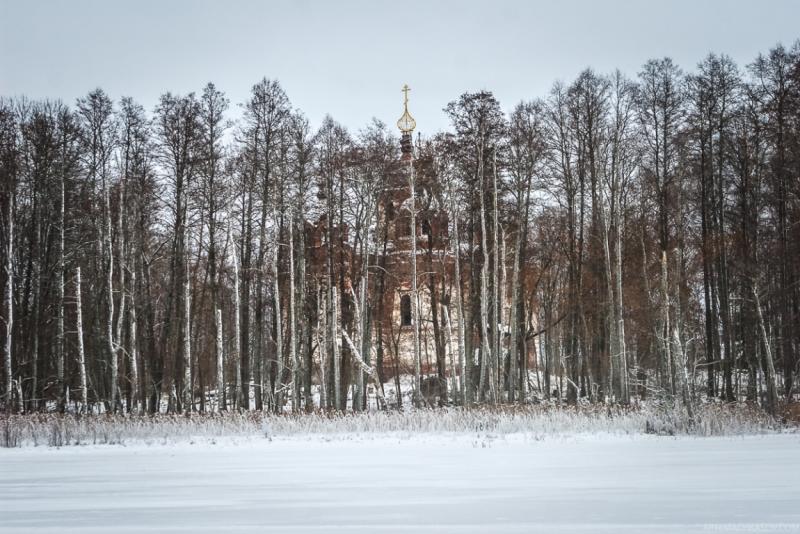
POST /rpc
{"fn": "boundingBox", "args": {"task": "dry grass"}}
[0,401,791,448]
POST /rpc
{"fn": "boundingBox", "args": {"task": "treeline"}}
[1,41,799,415]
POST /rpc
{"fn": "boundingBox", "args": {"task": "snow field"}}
[1,433,799,533]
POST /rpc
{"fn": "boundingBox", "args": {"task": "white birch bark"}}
[601,205,617,402]
[102,172,117,412]
[31,217,40,411]
[75,267,88,412]
[661,251,673,395]
[288,212,299,412]
[443,305,458,399]
[115,180,127,411]
[408,162,422,407]
[183,264,192,413]
[341,328,386,409]
[448,188,467,404]
[355,203,373,411]
[671,251,692,420]
[273,218,284,412]
[128,269,139,413]
[215,308,224,412]
[231,230,242,410]
[331,285,341,410]
[615,204,629,403]
[56,173,65,409]
[492,150,501,401]
[4,194,12,412]
[318,290,327,409]
[478,143,494,403]
[351,286,363,410]
[753,284,778,415]
[508,224,523,403]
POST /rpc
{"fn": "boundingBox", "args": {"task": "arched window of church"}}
[400,294,412,326]
[421,219,431,236]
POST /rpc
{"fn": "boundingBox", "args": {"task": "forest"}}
[1,40,799,417]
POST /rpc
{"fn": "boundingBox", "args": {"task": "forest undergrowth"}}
[1,400,793,448]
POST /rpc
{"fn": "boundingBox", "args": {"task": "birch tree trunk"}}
[75,267,88,412]
[214,308,224,412]
[753,285,778,416]
[103,174,117,412]
[273,218,284,412]
[508,224,523,403]
[30,214,40,412]
[492,151,501,401]
[443,305,458,400]
[672,251,693,421]
[449,189,467,404]
[601,206,617,402]
[660,251,673,396]
[478,145,494,403]
[332,285,341,410]
[408,162,422,407]
[231,233,242,410]
[615,199,629,403]
[183,260,192,413]
[342,328,385,409]
[56,171,65,411]
[356,201,374,411]
[3,193,12,412]
[128,269,140,413]
[288,211,299,412]
[318,290,327,410]
[115,181,127,411]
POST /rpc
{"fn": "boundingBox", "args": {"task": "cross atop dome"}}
[396,84,416,134]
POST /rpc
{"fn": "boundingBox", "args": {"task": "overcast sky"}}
[2,0,799,135]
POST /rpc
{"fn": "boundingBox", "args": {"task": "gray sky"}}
[2,0,799,135]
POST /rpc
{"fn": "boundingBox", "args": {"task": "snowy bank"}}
[1,402,792,448]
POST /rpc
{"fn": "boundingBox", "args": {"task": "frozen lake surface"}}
[2,433,799,533]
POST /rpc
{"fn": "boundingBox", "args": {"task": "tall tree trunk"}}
[601,204,617,402]
[238,190,252,411]
[56,171,66,411]
[450,201,467,405]
[332,285,341,410]
[102,172,117,412]
[408,161,422,407]
[3,193,13,413]
[273,216,284,413]
[508,223,523,403]
[288,212,299,412]
[128,268,140,413]
[183,256,192,413]
[318,288,328,410]
[115,180,127,411]
[478,144,494,403]
[492,151,501,401]
[231,231,243,410]
[75,267,88,412]
[30,213,40,412]
[614,199,628,403]
[753,285,778,416]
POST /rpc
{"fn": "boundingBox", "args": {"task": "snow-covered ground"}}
[2,433,799,533]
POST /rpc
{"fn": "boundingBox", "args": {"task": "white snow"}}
[1,433,799,533]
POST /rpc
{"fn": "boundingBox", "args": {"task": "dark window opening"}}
[421,219,431,236]
[400,294,412,326]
